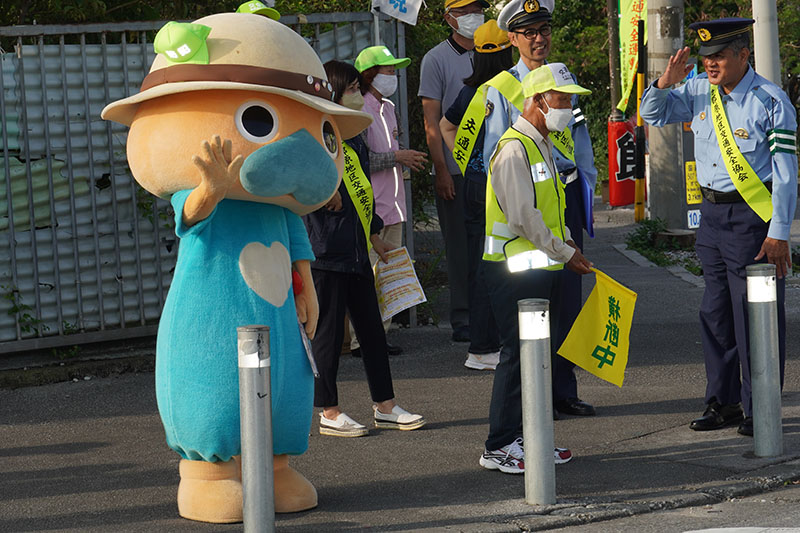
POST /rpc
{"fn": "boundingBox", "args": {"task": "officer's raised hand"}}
[755,237,792,279]
[565,240,593,275]
[656,46,693,89]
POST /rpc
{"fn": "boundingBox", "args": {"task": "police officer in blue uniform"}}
[640,17,798,436]
[483,0,598,418]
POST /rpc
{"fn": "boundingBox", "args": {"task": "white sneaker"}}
[319,412,368,437]
[373,405,426,431]
[479,439,525,474]
[554,446,573,464]
[464,351,500,370]
[514,437,573,465]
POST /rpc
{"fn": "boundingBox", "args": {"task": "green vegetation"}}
[625,218,701,275]
[1,284,49,335]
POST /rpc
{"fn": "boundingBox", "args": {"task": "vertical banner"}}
[617,0,647,111]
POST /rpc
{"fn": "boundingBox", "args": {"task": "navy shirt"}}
[445,84,488,184]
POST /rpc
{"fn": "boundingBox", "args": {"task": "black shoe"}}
[738,416,753,436]
[387,343,403,356]
[689,401,744,431]
[554,398,596,417]
[452,327,470,343]
[553,409,561,421]
[351,348,361,358]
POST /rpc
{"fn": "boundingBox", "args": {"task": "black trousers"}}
[463,178,500,354]
[483,260,561,451]
[310,268,394,408]
[553,179,586,402]
[695,200,786,416]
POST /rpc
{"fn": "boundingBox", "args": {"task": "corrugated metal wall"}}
[0,13,408,353]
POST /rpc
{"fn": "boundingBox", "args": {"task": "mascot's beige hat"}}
[102,12,372,139]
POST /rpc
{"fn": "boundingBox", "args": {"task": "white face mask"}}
[453,13,484,39]
[539,96,573,132]
[371,73,398,97]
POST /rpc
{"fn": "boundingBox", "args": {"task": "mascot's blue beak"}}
[239,128,339,205]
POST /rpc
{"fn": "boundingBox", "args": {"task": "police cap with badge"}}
[498,0,554,31]
[688,17,754,56]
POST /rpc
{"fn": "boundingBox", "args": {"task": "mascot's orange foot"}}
[177,458,243,523]
[274,454,317,513]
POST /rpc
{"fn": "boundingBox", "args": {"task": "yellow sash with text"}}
[453,71,576,174]
[709,84,772,222]
[342,142,374,250]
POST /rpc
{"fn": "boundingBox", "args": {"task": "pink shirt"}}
[362,92,406,225]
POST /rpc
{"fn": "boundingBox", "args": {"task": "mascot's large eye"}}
[321,119,338,159]
[235,101,279,143]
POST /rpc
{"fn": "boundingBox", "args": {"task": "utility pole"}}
[607,0,623,122]
[752,0,781,85]
[646,0,685,229]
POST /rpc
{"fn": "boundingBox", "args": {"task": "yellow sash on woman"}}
[709,84,772,222]
[453,70,575,173]
[342,142,374,250]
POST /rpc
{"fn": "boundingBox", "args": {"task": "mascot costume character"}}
[102,8,371,523]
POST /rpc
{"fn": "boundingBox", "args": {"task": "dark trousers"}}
[435,172,470,331]
[310,269,394,408]
[695,200,786,417]
[553,179,586,402]
[483,260,561,451]
[463,178,500,354]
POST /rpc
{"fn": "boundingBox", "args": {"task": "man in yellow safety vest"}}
[479,63,593,474]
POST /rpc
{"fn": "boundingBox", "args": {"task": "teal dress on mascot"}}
[157,191,314,461]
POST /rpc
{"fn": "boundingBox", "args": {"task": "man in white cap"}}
[484,0,598,418]
[480,63,593,473]
[418,0,489,343]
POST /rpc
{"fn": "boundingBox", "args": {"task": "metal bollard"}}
[746,264,783,457]
[518,298,556,505]
[237,326,275,533]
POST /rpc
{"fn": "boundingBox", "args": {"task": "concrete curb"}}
[0,352,155,389]
[440,465,800,531]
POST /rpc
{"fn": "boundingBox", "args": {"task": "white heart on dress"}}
[239,241,292,307]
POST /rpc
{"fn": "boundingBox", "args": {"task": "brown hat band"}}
[140,64,334,101]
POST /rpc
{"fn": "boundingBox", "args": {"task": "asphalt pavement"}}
[2,205,800,532]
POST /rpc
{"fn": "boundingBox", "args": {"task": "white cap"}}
[498,0,555,32]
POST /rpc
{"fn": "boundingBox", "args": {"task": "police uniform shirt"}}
[640,65,798,241]
[489,115,575,263]
[483,58,598,194]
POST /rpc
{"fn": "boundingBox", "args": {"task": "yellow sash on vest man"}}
[342,142,374,250]
[453,70,576,174]
[709,84,772,222]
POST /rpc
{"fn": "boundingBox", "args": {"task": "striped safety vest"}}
[484,127,567,272]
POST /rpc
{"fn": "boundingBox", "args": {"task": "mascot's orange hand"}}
[182,135,244,227]
[293,259,319,340]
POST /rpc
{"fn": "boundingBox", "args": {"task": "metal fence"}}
[0,12,409,354]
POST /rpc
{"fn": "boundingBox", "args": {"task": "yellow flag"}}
[557,268,637,387]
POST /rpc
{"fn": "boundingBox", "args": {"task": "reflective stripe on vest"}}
[483,128,566,271]
[709,84,773,222]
